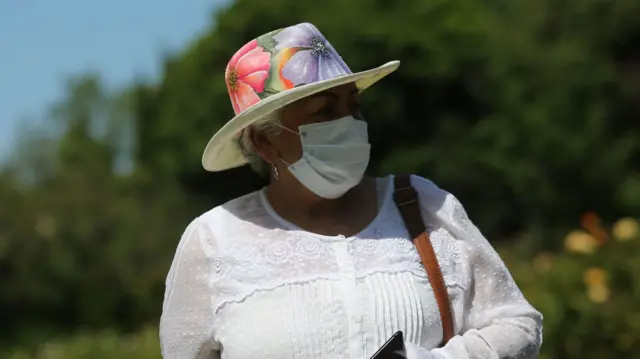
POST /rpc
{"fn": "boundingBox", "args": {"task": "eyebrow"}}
[307,92,339,101]
[307,88,359,101]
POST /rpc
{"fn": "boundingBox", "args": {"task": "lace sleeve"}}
[160,217,220,359]
[410,176,543,359]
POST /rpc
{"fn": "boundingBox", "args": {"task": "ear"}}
[249,128,279,165]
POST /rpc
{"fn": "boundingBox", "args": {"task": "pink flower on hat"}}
[225,39,272,114]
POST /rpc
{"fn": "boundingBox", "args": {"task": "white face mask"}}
[278,116,371,199]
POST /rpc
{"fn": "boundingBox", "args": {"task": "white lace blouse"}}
[160,175,543,359]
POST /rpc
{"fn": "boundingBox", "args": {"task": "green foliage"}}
[0,76,200,346]
[1,327,160,359]
[504,218,640,359]
[1,0,639,357]
[133,0,640,240]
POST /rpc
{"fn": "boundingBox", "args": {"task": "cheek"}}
[275,133,303,162]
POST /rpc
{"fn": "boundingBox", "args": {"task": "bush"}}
[1,327,161,359]
[504,216,640,359]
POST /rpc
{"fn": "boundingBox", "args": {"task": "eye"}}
[312,105,337,118]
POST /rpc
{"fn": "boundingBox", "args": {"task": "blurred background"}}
[1,0,639,358]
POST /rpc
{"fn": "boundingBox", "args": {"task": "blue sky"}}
[0,0,227,161]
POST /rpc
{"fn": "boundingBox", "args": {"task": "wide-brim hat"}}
[202,22,400,172]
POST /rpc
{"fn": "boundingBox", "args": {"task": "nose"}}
[335,106,352,120]
[336,98,360,120]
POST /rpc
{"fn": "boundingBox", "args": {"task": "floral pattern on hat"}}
[273,23,351,87]
[225,39,272,114]
[224,23,353,115]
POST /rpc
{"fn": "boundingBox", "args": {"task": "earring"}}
[272,164,280,180]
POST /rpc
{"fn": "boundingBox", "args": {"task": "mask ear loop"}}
[274,122,306,137]
[245,126,278,181]
[271,123,303,168]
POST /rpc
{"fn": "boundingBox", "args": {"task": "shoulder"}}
[405,174,463,217]
[188,189,264,233]
[404,174,475,240]
[177,189,269,253]
[199,189,263,221]
[407,174,449,203]
[165,194,253,290]
[169,215,214,270]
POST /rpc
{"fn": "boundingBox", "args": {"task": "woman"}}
[160,23,543,359]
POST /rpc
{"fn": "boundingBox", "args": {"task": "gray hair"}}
[236,110,283,178]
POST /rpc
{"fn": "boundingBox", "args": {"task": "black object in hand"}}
[370,331,407,359]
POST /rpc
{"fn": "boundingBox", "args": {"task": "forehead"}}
[291,83,359,106]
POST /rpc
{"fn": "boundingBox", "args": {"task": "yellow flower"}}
[587,283,610,303]
[584,267,610,303]
[583,267,607,286]
[612,217,639,241]
[564,229,598,254]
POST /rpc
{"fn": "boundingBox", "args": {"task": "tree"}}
[131,0,640,243]
[0,75,194,346]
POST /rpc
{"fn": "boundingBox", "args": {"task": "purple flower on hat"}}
[273,23,351,86]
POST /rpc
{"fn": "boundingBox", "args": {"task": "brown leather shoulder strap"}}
[393,174,454,346]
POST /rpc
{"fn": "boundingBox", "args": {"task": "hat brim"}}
[202,60,400,172]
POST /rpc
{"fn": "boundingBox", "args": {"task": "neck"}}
[266,175,373,220]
